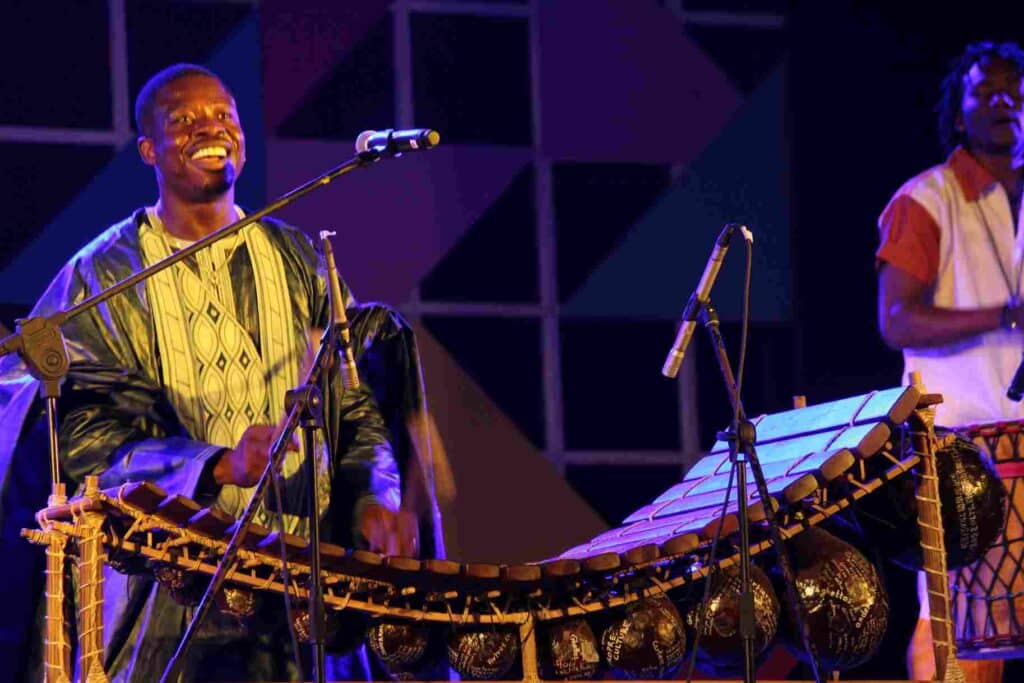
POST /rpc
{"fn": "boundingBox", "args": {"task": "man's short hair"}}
[134,63,225,136]
[937,41,1024,154]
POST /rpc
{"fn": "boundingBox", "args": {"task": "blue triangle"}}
[207,12,265,208]
[0,13,264,305]
[563,64,790,323]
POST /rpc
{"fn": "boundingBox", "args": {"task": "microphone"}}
[1008,354,1024,401]
[661,223,749,378]
[319,231,360,391]
[355,128,440,155]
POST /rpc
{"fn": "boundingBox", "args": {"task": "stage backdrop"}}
[0,0,794,563]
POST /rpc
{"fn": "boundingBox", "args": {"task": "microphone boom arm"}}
[0,149,385,363]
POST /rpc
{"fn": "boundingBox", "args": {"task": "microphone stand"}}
[695,301,822,683]
[0,149,383,366]
[162,310,350,683]
[0,148,393,682]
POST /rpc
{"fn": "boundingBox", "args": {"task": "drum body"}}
[952,421,1024,659]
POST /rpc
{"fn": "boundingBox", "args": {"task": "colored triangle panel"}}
[0,143,155,304]
[0,3,110,128]
[685,24,788,95]
[0,144,113,272]
[261,0,394,131]
[564,65,790,322]
[126,1,252,115]
[553,162,671,304]
[276,13,394,140]
[208,14,267,207]
[423,316,544,450]
[265,139,530,304]
[0,14,266,305]
[420,164,538,303]
[413,322,607,563]
[539,0,742,163]
[410,13,532,146]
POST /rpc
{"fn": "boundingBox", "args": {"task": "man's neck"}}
[155,194,236,241]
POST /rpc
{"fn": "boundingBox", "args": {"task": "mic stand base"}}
[160,325,342,683]
[289,384,328,683]
[698,302,822,683]
[716,420,758,683]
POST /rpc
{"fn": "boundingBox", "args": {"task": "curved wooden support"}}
[908,373,963,683]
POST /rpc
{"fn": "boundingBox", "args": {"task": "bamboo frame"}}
[21,391,955,682]
[907,373,964,683]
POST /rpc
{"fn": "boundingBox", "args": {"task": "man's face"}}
[138,74,246,203]
[959,56,1024,155]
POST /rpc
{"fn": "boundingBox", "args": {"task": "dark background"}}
[2,0,1024,679]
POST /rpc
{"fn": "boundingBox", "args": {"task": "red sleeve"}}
[876,194,940,285]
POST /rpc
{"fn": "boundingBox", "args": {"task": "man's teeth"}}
[191,146,227,160]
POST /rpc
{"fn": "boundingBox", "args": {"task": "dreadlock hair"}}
[937,41,1024,155]
[134,63,225,137]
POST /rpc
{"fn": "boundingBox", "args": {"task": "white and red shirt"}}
[877,147,1024,426]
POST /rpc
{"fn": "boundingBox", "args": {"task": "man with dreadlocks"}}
[876,41,1024,683]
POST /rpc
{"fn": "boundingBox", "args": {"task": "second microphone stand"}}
[695,301,822,683]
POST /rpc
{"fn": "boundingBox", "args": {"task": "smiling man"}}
[876,41,1024,683]
[0,63,411,681]
[135,66,245,238]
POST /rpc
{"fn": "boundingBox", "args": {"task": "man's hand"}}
[212,424,297,487]
[359,503,419,556]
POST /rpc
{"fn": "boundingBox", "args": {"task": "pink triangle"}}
[539,1,743,163]
[265,139,531,303]
[261,0,393,130]
[413,322,608,563]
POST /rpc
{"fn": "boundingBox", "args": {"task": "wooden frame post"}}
[908,372,964,683]
[75,475,109,682]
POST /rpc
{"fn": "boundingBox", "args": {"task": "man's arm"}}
[329,378,408,550]
[279,222,411,553]
[58,363,235,498]
[878,262,1022,349]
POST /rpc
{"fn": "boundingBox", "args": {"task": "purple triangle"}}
[539,1,742,163]
[265,139,530,303]
[261,0,393,131]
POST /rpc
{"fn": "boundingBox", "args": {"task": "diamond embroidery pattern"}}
[140,213,326,536]
[179,261,269,450]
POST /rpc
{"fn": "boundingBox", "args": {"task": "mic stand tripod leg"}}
[698,302,822,683]
[726,422,757,683]
[289,384,328,682]
[160,331,339,683]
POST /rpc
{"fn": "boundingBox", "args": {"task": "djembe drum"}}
[950,420,1024,659]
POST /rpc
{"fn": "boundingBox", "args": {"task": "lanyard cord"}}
[977,202,1022,303]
